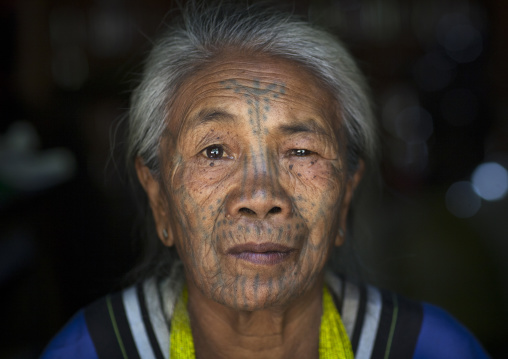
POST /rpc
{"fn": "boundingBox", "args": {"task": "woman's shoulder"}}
[39,310,98,359]
[413,302,490,359]
[40,275,181,359]
[325,272,490,359]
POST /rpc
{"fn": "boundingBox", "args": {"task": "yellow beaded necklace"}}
[170,285,354,358]
[319,285,354,359]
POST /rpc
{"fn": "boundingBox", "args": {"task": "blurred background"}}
[0,0,506,358]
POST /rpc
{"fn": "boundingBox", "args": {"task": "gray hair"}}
[126,1,377,281]
[128,1,376,178]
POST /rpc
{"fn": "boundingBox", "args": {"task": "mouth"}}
[227,243,295,265]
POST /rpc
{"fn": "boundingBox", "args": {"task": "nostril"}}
[237,206,283,218]
[268,207,282,214]
[239,208,256,215]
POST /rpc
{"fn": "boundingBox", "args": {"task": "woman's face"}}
[139,53,362,310]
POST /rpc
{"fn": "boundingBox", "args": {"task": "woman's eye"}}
[203,145,225,159]
[291,149,314,157]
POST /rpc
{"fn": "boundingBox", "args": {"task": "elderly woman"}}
[42,2,489,359]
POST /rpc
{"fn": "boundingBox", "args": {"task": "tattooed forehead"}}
[219,78,286,137]
[221,79,286,98]
[167,54,345,162]
[174,77,286,134]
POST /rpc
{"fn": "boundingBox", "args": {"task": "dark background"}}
[1,0,507,358]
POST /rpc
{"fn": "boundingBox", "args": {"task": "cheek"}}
[287,157,342,185]
[169,162,232,256]
[288,160,345,232]
[177,160,235,203]
[288,159,344,202]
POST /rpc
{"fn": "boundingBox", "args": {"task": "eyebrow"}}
[277,119,331,137]
[191,108,236,127]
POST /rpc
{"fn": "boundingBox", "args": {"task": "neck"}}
[186,276,324,359]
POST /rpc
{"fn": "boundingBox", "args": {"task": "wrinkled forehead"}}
[165,52,343,139]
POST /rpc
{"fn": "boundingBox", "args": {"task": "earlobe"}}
[335,159,365,247]
[135,157,174,247]
[335,228,345,247]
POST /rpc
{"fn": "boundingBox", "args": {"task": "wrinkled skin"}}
[136,52,363,313]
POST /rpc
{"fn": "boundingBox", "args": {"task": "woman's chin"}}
[203,273,310,312]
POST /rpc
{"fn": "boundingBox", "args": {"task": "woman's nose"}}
[227,192,291,220]
[225,160,292,220]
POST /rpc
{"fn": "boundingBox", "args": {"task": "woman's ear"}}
[135,157,174,247]
[335,159,365,246]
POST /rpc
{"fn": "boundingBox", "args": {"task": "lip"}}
[227,243,295,265]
